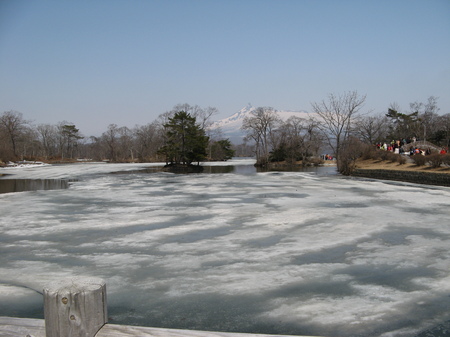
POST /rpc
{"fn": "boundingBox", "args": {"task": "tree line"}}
[0,104,235,164]
[241,92,450,168]
[2,94,449,167]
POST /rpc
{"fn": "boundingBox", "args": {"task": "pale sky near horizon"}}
[1,0,449,137]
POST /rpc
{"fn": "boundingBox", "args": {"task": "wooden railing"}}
[0,277,318,337]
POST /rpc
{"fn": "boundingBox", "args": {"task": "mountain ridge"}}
[210,104,313,143]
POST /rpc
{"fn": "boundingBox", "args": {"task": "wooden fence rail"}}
[0,277,318,337]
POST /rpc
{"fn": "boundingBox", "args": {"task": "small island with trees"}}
[157,111,210,173]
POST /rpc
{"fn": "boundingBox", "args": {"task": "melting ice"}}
[0,160,449,337]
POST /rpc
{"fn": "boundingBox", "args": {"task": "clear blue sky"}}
[1,0,449,136]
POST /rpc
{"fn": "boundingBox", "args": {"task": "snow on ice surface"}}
[1,162,450,337]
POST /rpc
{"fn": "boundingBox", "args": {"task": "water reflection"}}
[0,179,71,194]
[202,165,237,174]
[0,165,337,194]
[110,164,337,175]
[203,164,337,175]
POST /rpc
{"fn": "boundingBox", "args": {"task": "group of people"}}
[409,147,431,156]
[408,146,448,156]
[376,138,448,156]
[376,139,407,154]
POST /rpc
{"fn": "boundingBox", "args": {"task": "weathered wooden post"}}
[43,277,107,337]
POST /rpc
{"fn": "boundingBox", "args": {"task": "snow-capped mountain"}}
[210,104,312,144]
[211,103,255,130]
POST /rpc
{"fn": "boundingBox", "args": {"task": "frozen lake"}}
[0,159,449,337]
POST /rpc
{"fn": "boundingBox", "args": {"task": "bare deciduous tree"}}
[410,96,440,142]
[167,104,218,131]
[117,126,133,161]
[0,110,29,158]
[36,124,58,159]
[436,113,450,148]
[272,116,322,163]
[102,124,121,161]
[353,114,389,145]
[133,122,163,161]
[241,107,281,166]
[311,91,366,159]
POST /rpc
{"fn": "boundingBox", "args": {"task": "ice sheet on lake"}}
[0,162,449,337]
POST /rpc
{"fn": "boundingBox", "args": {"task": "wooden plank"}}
[1,274,323,337]
[0,316,46,337]
[43,277,107,337]
[0,317,320,337]
[97,323,309,337]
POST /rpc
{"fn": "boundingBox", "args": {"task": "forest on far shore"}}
[0,103,248,164]
[1,94,449,168]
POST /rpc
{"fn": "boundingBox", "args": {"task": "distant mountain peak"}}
[210,104,312,144]
[213,104,256,127]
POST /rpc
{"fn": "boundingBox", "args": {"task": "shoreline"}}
[352,159,450,187]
